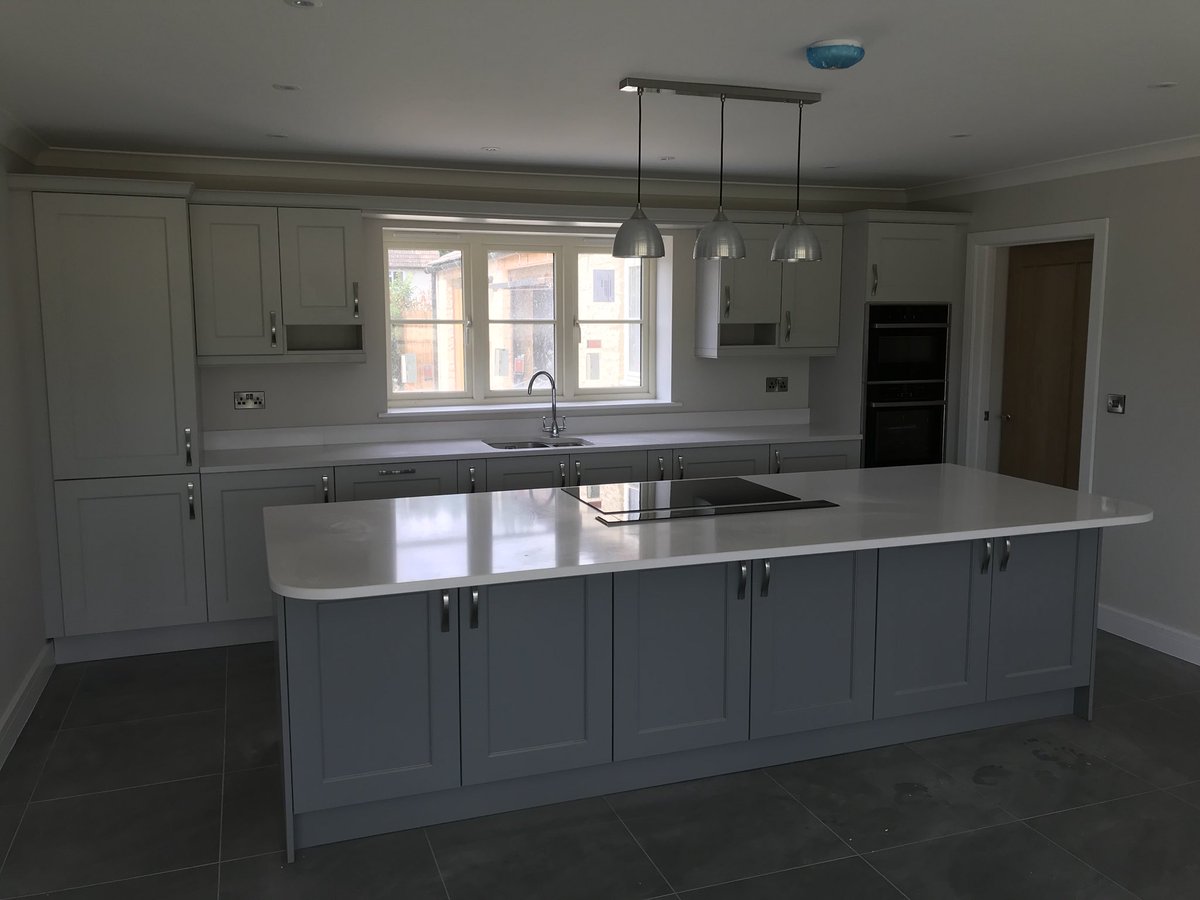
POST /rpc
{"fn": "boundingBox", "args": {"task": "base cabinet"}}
[613,563,750,759]
[460,576,612,785]
[55,475,207,636]
[286,592,461,813]
[668,444,769,480]
[484,455,569,491]
[750,552,876,738]
[334,461,460,501]
[768,441,861,473]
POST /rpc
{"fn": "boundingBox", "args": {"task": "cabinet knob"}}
[468,466,477,492]
[575,459,582,485]
[981,538,993,574]
[352,281,360,318]
[784,309,792,343]
[440,591,451,633]
[269,311,278,348]
[184,427,192,467]
[321,475,330,502]
[657,456,665,480]
[378,468,416,477]
[760,559,772,597]
[774,449,782,474]
[186,482,196,520]
[871,263,879,297]
[560,461,567,487]
[999,537,1012,572]
[469,588,480,629]
[737,561,748,600]
[677,455,685,479]
[724,285,732,319]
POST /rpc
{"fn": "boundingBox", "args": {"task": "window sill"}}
[379,399,682,421]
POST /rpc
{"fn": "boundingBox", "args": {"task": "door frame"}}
[958,219,1109,491]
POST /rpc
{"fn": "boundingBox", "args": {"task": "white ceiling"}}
[2,0,1199,189]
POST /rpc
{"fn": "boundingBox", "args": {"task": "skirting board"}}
[0,643,54,771]
[1099,604,1200,666]
[54,618,275,664]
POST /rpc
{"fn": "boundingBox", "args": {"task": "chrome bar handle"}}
[184,427,192,467]
[559,461,567,486]
[981,538,992,574]
[784,309,792,343]
[440,590,451,633]
[352,281,360,318]
[1000,537,1012,572]
[469,588,480,629]
[575,459,582,485]
[871,263,879,296]
[321,475,330,502]
[677,454,685,479]
[378,468,416,476]
[737,562,748,600]
[774,449,782,474]
[724,285,732,319]
[761,559,772,597]
[269,311,278,348]
[468,465,477,492]
[657,456,665,480]
[186,481,195,520]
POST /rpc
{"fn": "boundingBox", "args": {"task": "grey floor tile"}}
[227,641,276,675]
[769,744,1012,852]
[222,767,285,860]
[607,770,850,892]
[34,709,224,800]
[1085,700,1200,787]
[0,804,22,856]
[219,831,444,899]
[907,717,1153,817]
[227,666,277,716]
[1151,690,1200,720]
[25,666,86,733]
[1168,780,1200,810]
[0,729,55,806]
[33,865,218,899]
[868,821,1134,899]
[0,775,221,897]
[225,698,281,773]
[64,650,227,729]
[1029,791,1200,900]
[680,856,903,899]
[1093,631,1200,701]
[428,797,670,900]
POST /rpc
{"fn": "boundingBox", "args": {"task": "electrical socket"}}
[234,390,265,410]
[765,377,789,393]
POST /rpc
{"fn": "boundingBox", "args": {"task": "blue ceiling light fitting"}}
[806,39,865,70]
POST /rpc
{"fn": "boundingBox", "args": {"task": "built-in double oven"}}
[863,303,950,468]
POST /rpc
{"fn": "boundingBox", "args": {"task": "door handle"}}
[871,263,879,296]
[657,456,665,480]
[574,459,582,485]
[469,587,480,629]
[440,590,450,633]
[724,285,732,319]
[774,449,782,474]
[269,311,278,348]
[184,427,192,467]
[677,455,685,479]
[378,468,416,476]
[999,537,1012,572]
[352,281,360,318]
[1001,413,1014,423]
[468,465,477,492]
[784,309,792,343]
[321,475,330,502]
[981,538,992,574]
[559,461,567,487]
[737,562,748,600]
[760,559,772,597]
[186,482,195,520]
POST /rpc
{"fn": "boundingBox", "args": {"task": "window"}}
[384,231,657,406]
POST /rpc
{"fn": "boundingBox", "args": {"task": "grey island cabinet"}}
[264,464,1151,858]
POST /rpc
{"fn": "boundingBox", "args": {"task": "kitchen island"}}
[264,464,1151,857]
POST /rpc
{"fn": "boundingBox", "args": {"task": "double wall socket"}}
[234,390,265,410]
[765,377,789,393]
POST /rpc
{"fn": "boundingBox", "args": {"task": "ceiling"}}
[2,0,1199,190]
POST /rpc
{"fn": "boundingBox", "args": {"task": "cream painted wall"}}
[0,165,49,721]
[937,156,1200,641]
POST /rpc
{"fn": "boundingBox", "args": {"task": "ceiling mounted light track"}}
[613,86,665,259]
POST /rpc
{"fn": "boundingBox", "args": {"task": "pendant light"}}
[770,101,823,262]
[693,95,745,260]
[613,87,665,258]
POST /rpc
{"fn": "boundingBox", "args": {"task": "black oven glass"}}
[866,304,950,383]
[865,403,945,467]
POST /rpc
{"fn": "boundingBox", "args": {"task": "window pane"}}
[578,253,640,321]
[388,248,463,320]
[488,251,555,320]
[488,323,555,391]
[577,323,642,389]
[390,323,465,394]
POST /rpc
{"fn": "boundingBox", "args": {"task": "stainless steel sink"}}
[486,438,593,450]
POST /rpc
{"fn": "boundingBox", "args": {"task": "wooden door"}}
[278,208,364,325]
[778,224,842,351]
[999,240,1093,488]
[56,475,207,635]
[34,193,198,478]
[459,576,612,784]
[334,460,459,501]
[202,468,332,621]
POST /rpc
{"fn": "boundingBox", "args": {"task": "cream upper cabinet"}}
[278,208,364,326]
[714,231,781,325]
[190,205,283,356]
[865,222,959,303]
[778,224,842,354]
[34,192,199,479]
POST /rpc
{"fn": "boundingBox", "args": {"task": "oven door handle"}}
[870,322,950,330]
[869,400,946,409]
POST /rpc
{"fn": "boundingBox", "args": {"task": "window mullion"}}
[469,237,487,402]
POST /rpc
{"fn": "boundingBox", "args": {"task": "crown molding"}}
[0,106,46,164]
[7,173,194,197]
[909,133,1200,201]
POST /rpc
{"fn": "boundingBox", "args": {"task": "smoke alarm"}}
[806,39,866,70]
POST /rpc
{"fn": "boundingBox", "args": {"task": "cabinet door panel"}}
[278,208,363,325]
[56,475,206,635]
[484,455,569,491]
[875,540,991,718]
[751,552,876,738]
[35,193,198,478]
[571,450,648,486]
[190,205,282,356]
[335,461,459,501]
[769,441,861,474]
[613,563,750,759]
[987,530,1097,699]
[779,225,843,350]
[203,468,332,621]
[721,235,781,324]
[287,592,460,812]
[867,223,958,303]
[673,444,769,480]
[460,576,612,784]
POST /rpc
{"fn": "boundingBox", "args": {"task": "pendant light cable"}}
[794,101,803,213]
[718,94,726,210]
[636,87,644,206]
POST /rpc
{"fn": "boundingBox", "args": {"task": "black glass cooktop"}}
[563,477,837,526]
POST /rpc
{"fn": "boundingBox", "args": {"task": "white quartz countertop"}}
[201,424,862,473]
[264,464,1152,601]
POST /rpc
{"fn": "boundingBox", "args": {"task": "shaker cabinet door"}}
[278,208,364,325]
[779,224,843,351]
[335,460,460,501]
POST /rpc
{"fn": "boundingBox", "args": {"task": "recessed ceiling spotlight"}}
[1148,81,1179,89]
[283,0,321,8]
[266,133,289,139]
[659,155,676,161]
[822,164,839,169]
[951,133,972,138]
[481,146,500,152]
[272,83,300,91]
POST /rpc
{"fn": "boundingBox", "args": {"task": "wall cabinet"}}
[459,576,612,784]
[695,223,842,357]
[286,591,461,813]
[55,475,206,635]
[335,461,460,501]
[864,222,959,304]
[768,440,861,473]
[202,468,333,622]
[34,193,199,479]
[750,552,876,738]
[613,563,751,759]
[278,208,364,326]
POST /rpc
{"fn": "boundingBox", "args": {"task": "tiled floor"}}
[2,631,1200,898]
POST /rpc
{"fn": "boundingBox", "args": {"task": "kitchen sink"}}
[486,438,593,449]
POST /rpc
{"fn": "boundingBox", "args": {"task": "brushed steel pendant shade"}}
[771,101,823,262]
[694,95,745,260]
[613,87,665,259]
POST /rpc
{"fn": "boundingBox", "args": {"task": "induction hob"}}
[563,476,837,526]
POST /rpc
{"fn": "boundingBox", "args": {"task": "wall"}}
[936,156,1200,648]
[0,163,50,735]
